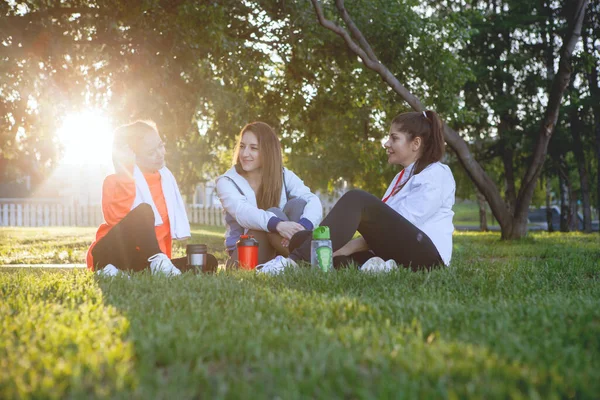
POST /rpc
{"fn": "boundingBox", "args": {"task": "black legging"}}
[289,189,443,271]
[91,203,217,273]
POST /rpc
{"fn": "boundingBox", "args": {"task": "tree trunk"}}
[569,97,593,232]
[545,173,554,232]
[499,119,517,214]
[310,0,589,240]
[583,14,600,234]
[570,192,579,231]
[558,175,569,232]
[506,0,588,238]
[595,109,600,232]
[557,156,571,232]
[476,189,488,231]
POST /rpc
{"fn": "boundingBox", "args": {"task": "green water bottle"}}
[310,226,333,272]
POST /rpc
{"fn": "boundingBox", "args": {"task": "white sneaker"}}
[360,257,398,273]
[96,263,119,277]
[148,253,181,276]
[255,255,298,275]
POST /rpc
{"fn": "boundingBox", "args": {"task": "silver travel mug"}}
[186,244,207,272]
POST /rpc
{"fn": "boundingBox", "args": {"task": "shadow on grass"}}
[93,258,599,399]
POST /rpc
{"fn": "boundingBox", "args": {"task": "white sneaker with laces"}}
[255,255,298,275]
[148,253,181,276]
[96,263,119,277]
[360,257,398,273]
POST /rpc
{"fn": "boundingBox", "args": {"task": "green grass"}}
[0,224,228,265]
[453,202,499,226]
[1,228,600,398]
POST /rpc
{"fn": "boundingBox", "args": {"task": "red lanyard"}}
[382,169,406,203]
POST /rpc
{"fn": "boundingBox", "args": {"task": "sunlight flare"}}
[56,110,113,166]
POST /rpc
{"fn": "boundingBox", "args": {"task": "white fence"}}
[0,202,335,228]
[0,202,227,227]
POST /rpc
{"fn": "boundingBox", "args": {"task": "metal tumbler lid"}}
[237,235,259,247]
[186,244,207,254]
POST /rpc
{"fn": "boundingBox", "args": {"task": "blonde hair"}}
[113,120,158,154]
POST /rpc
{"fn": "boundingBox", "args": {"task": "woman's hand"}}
[112,141,136,175]
[276,221,305,240]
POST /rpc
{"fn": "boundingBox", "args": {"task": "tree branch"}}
[334,0,379,63]
[514,0,589,222]
[309,0,512,231]
[1,7,99,26]
[309,0,424,111]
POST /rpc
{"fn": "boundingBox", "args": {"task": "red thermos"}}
[237,235,259,270]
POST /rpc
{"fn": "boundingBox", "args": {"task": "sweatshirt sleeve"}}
[284,169,323,229]
[101,173,136,226]
[215,176,275,232]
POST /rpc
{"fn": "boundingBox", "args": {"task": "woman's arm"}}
[215,177,276,232]
[333,236,369,257]
[112,138,136,177]
[102,142,137,225]
[101,175,136,225]
[284,169,323,229]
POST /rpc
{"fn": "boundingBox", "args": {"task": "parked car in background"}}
[528,206,599,231]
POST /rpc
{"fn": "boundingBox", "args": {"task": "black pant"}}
[289,190,443,271]
[92,204,217,273]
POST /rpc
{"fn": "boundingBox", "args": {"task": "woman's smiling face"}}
[238,130,262,173]
[135,128,166,172]
[384,124,421,167]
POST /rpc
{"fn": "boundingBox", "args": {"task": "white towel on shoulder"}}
[131,165,191,240]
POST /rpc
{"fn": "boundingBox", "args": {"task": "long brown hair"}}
[391,110,445,193]
[232,121,283,209]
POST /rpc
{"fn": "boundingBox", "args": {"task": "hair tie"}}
[422,111,427,118]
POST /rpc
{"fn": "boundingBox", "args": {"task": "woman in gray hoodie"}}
[216,121,323,268]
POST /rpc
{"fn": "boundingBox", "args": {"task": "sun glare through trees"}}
[55,110,113,166]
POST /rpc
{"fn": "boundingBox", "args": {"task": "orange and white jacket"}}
[86,168,172,270]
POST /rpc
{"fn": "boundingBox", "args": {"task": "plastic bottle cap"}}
[237,235,259,247]
[312,226,330,240]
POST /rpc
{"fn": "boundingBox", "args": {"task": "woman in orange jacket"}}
[86,120,217,276]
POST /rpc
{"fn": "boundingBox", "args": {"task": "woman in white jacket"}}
[256,110,455,275]
[216,121,322,267]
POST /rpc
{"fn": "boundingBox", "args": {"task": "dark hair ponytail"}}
[388,110,445,195]
[391,110,445,175]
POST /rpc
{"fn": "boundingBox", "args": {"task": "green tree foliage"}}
[1,1,282,193]
[1,0,596,227]
[1,0,473,197]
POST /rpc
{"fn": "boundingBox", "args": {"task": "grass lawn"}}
[1,227,599,399]
[0,224,228,266]
[453,201,500,226]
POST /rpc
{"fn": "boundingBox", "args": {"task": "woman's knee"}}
[283,198,307,221]
[247,230,276,263]
[266,207,287,220]
[339,189,372,205]
[131,203,154,220]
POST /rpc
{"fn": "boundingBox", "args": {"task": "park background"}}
[0,0,599,236]
[1,0,600,399]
